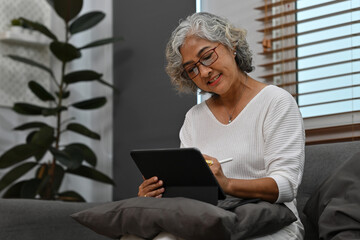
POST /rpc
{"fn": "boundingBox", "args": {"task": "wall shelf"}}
[0,26,50,46]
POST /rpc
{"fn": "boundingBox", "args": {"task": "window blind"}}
[256,0,360,144]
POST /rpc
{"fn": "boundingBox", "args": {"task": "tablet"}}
[130,147,226,205]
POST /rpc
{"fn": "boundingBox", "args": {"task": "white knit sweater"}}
[179,85,305,239]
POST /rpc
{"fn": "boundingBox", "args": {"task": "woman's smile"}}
[208,73,222,86]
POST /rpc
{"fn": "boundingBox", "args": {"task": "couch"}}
[0,198,108,240]
[0,141,359,240]
[297,140,360,240]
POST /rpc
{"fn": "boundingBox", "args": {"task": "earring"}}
[234,52,237,55]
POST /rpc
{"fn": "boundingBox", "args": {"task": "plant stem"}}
[45,21,69,200]
[55,61,66,149]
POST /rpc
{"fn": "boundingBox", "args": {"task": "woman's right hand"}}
[138,176,165,198]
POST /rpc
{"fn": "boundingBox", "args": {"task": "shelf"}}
[0,26,50,46]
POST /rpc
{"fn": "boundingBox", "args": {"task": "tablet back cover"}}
[130,148,226,202]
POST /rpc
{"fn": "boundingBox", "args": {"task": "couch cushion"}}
[299,141,360,210]
[0,198,108,240]
[298,141,360,240]
[303,151,360,239]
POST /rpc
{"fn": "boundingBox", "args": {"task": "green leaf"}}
[56,91,70,99]
[26,126,55,161]
[49,147,73,170]
[0,144,37,168]
[37,175,50,198]
[30,126,54,147]
[63,145,84,169]
[72,97,107,110]
[53,164,65,192]
[11,18,22,27]
[30,126,54,161]
[70,11,105,35]
[67,165,114,185]
[14,121,50,131]
[97,79,119,92]
[52,0,83,23]
[2,179,40,199]
[28,81,55,102]
[17,17,57,41]
[50,41,81,62]
[58,190,85,202]
[64,70,102,84]
[50,148,83,169]
[0,162,37,192]
[42,106,67,116]
[35,164,65,198]
[35,164,49,198]
[67,123,100,140]
[20,178,42,198]
[66,143,96,166]
[26,131,38,143]
[79,37,123,50]
[13,103,67,117]
[49,147,69,167]
[2,181,25,198]
[13,103,44,115]
[6,55,54,77]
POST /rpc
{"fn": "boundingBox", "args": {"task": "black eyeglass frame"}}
[181,43,221,80]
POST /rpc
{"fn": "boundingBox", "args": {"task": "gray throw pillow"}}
[72,197,296,240]
[303,152,360,240]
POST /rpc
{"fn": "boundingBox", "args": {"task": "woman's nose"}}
[198,64,212,78]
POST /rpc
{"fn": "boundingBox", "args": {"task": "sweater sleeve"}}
[179,112,193,148]
[263,90,305,203]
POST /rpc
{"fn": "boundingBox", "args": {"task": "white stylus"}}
[219,157,233,164]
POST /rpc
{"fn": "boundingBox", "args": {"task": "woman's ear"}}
[233,46,237,58]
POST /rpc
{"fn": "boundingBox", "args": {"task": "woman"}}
[138,12,305,239]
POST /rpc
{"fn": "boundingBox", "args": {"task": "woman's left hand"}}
[203,154,229,191]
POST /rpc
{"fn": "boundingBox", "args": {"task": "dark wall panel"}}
[113,1,196,200]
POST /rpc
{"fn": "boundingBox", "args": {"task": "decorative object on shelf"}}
[0,0,121,202]
[261,0,272,53]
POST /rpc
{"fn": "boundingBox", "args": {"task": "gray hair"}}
[165,12,254,94]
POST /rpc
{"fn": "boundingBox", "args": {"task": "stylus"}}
[219,158,233,164]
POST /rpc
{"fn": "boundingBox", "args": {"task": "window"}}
[297,0,360,118]
[257,0,360,144]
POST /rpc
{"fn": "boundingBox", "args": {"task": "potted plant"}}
[0,0,120,201]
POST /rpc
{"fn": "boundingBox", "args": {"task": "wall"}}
[113,0,196,200]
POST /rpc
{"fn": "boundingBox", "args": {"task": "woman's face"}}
[180,35,240,95]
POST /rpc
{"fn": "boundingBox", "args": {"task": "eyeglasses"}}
[182,43,221,80]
